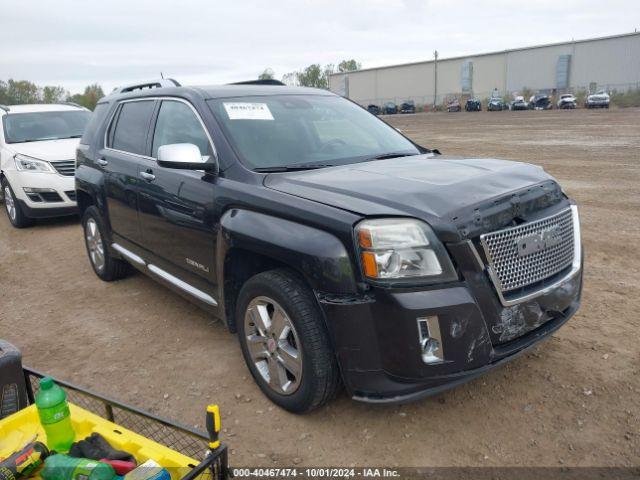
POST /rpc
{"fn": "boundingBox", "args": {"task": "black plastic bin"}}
[0,340,29,419]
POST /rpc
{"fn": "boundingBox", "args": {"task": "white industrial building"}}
[329,32,640,107]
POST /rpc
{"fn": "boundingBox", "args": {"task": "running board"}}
[147,264,218,306]
[112,243,146,266]
[112,243,217,306]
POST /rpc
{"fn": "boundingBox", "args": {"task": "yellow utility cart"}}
[0,368,228,480]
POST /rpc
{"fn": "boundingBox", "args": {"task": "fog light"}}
[23,187,56,193]
[418,316,444,364]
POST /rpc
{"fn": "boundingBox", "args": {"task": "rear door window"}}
[109,100,155,155]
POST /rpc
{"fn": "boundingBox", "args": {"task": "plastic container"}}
[0,403,197,480]
[41,454,115,480]
[0,441,49,480]
[0,340,28,419]
[124,459,171,480]
[35,377,75,451]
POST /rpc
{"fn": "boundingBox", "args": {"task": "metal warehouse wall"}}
[504,43,573,92]
[571,34,640,90]
[329,32,640,107]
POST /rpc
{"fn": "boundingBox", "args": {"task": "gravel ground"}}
[0,107,638,467]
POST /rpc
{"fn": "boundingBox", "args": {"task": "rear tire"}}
[1,178,34,228]
[236,269,340,413]
[82,206,130,281]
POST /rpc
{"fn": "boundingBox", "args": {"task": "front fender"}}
[218,208,358,293]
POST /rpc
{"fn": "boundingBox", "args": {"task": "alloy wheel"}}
[85,218,105,272]
[4,186,16,221]
[244,296,303,395]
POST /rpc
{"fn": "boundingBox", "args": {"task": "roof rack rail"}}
[230,79,285,86]
[111,78,181,95]
[0,105,10,112]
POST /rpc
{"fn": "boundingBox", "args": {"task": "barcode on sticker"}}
[223,103,274,120]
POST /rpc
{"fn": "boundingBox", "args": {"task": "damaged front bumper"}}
[316,244,583,404]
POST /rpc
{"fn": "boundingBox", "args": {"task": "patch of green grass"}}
[574,90,587,106]
[611,89,640,108]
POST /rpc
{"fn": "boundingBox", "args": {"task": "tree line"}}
[260,59,361,89]
[1,59,361,111]
[0,80,105,110]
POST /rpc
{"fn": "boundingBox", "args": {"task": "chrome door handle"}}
[140,171,156,182]
[97,158,108,167]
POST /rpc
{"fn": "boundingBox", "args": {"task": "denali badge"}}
[516,227,562,257]
[186,258,210,273]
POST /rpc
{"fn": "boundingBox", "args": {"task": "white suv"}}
[0,104,90,227]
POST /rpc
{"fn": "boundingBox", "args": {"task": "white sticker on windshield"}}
[223,102,274,120]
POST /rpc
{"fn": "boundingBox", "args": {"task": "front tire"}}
[82,206,130,281]
[236,269,340,413]
[1,178,34,228]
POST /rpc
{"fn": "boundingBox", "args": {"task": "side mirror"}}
[157,143,216,172]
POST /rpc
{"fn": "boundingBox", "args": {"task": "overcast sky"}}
[2,0,639,94]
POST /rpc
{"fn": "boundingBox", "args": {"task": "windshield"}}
[3,111,91,143]
[208,95,420,170]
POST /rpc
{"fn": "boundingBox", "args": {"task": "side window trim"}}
[105,103,122,149]
[145,100,163,163]
[149,97,218,161]
[103,98,157,159]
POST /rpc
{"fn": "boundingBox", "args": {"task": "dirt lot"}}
[1,108,638,467]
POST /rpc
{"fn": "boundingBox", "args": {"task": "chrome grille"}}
[50,160,75,176]
[480,208,575,294]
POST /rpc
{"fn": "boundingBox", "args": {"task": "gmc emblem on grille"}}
[516,227,562,257]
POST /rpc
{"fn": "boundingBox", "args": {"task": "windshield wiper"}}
[253,163,337,173]
[365,152,420,161]
[16,135,83,143]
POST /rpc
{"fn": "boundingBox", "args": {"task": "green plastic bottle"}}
[35,377,75,451]
[41,455,116,480]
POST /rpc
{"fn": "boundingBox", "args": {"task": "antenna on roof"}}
[0,105,10,113]
[160,72,164,79]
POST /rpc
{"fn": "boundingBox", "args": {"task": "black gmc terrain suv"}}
[76,79,583,412]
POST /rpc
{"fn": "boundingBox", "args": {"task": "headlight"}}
[355,218,458,284]
[14,154,55,173]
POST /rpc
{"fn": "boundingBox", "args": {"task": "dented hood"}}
[264,155,564,242]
